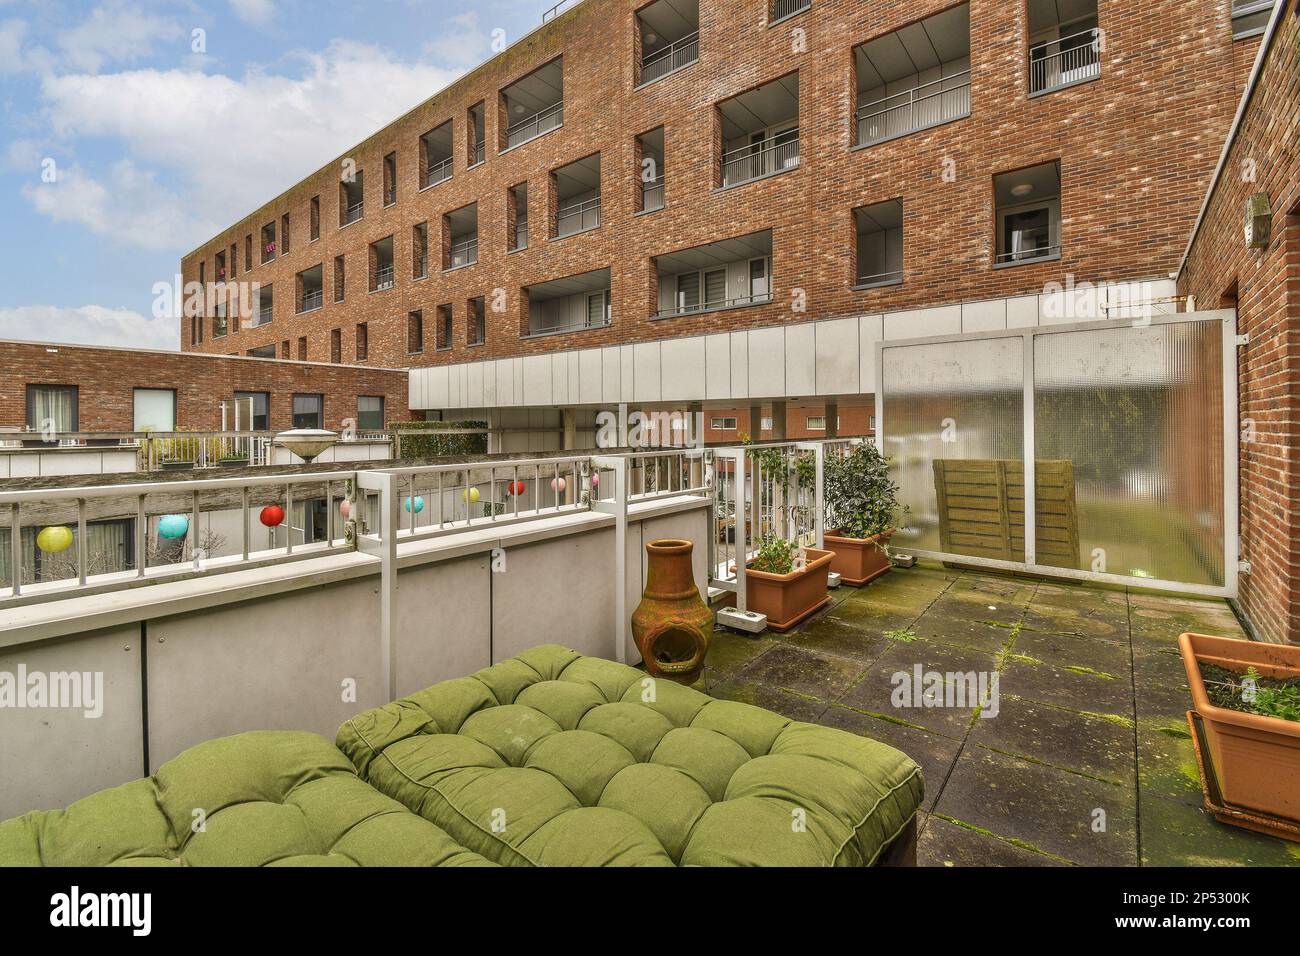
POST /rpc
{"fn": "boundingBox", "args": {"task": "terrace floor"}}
[695,562,1300,866]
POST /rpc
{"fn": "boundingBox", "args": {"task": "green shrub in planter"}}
[823,442,908,541]
[750,537,796,575]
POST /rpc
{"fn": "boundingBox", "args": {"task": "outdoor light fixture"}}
[1011,183,1034,197]
[273,428,339,463]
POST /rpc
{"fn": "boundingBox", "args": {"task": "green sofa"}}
[1,645,923,867]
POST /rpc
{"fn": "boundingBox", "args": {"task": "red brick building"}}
[1180,0,1299,645]
[0,340,409,435]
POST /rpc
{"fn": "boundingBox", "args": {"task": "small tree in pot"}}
[822,442,909,586]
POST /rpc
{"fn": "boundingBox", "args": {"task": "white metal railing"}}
[257,304,273,325]
[374,264,395,291]
[642,176,665,212]
[640,31,699,85]
[1030,29,1101,95]
[423,157,452,188]
[299,289,323,313]
[471,141,485,166]
[556,196,601,238]
[856,269,902,288]
[995,243,1061,265]
[655,292,772,319]
[771,0,810,21]
[526,312,611,337]
[448,237,479,269]
[856,70,971,146]
[506,102,563,149]
[721,134,799,187]
[343,200,364,225]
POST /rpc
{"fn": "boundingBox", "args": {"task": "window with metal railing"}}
[640,31,699,86]
[423,157,452,189]
[448,237,478,269]
[642,176,665,212]
[374,264,395,291]
[300,289,323,313]
[515,218,529,251]
[771,0,809,23]
[720,131,799,188]
[1029,28,1101,96]
[506,102,563,150]
[555,196,601,238]
[343,200,363,226]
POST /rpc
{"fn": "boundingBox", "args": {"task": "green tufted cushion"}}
[338,645,923,867]
[0,731,496,867]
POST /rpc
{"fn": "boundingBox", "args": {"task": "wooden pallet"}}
[1186,710,1300,844]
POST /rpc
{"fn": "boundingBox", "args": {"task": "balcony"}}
[556,197,600,239]
[370,236,395,291]
[637,0,700,87]
[640,31,699,86]
[300,289,323,313]
[524,267,611,337]
[653,230,772,318]
[421,119,453,189]
[854,199,904,289]
[255,285,273,326]
[502,58,563,151]
[552,154,601,239]
[1030,27,1101,96]
[445,203,479,269]
[638,127,665,213]
[718,74,800,189]
[994,161,1062,267]
[448,238,478,270]
[297,264,324,314]
[260,223,276,264]
[854,3,971,148]
[423,157,452,189]
[340,172,364,227]
[342,201,363,227]
[374,265,394,291]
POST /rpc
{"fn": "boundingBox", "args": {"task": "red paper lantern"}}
[260,505,285,527]
[506,480,526,496]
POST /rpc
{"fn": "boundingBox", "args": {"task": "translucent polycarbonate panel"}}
[1033,319,1225,587]
[882,337,1024,558]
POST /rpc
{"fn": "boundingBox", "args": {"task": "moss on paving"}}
[1062,664,1120,680]
[932,813,1075,864]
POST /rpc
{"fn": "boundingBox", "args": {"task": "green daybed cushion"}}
[337,644,923,866]
[0,730,495,867]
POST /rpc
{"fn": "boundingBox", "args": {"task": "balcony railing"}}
[257,305,273,326]
[526,313,612,338]
[771,0,810,22]
[343,200,364,226]
[995,243,1061,266]
[374,264,395,291]
[640,31,699,85]
[1029,29,1101,96]
[555,196,601,238]
[856,70,971,147]
[505,102,563,149]
[448,237,479,269]
[642,176,665,212]
[721,134,799,188]
[423,157,452,188]
[299,289,323,313]
[654,292,773,319]
[855,268,903,288]
[470,141,485,166]
[515,219,529,251]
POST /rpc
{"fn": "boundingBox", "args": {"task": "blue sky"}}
[0,0,558,349]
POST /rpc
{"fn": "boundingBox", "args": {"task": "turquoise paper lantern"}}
[403,496,425,514]
[157,514,189,540]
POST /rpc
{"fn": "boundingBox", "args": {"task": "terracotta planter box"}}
[744,547,833,633]
[824,530,893,586]
[1179,632,1300,827]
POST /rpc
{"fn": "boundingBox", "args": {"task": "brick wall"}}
[0,341,411,433]
[1180,1,1299,644]
[182,0,1247,372]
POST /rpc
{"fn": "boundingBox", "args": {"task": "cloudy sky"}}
[0,0,555,350]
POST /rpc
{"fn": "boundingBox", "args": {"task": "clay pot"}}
[745,548,834,632]
[824,529,893,586]
[1180,632,1300,828]
[631,539,713,683]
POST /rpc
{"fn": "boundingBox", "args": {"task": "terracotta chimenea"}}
[631,539,713,683]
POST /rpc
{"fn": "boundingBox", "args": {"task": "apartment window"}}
[806,416,826,431]
[309,195,320,241]
[436,304,453,351]
[1231,0,1275,40]
[445,204,478,269]
[637,128,665,213]
[467,102,486,167]
[370,236,395,291]
[552,154,601,238]
[292,394,323,430]
[637,0,699,87]
[297,265,323,313]
[213,299,228,337]
[358,396,384,431]
[334,255,345,302]
[771,0,810,24]
[586,290,611,327]
[710,417,737,430]
[719,75,800,188]
[280,213,290,255]
[26,384,78,433]
[261,222,276,263]
[215,249,227,282]
[509,183,529,251]
[330,329,342,363]
[256,283,273,325]
[413,222,429,278]
[994,161,1062,266]
[524,268,611,336]
[654,231,773,318]
[247,344,276,358]
[297,337,307,361]
[468,296,486,346]
[420,120,453,188]
[356,323,369,361]
[1029,0,1100,96]
[854,199,904,288]
[855,4,970,147]
[500,58,563,152]
[383,151,397,206]
[245,234,252,271]
[234,391,269,430]
[760,416,773,430]
[340,171,364,226]
[408,310,424,354]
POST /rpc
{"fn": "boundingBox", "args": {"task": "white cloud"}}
[0,304,178,350]
[31,41,458,250]
[56,2,183,73]
[228,0,275,26]
[422,13,490,68]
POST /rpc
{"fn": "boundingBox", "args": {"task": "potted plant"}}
[822,442,909,586]
[741,536,833,633]
[1179,632,1300,831]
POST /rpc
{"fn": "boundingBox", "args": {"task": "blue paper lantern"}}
[157,514,189,540]
[403,496,425,514]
